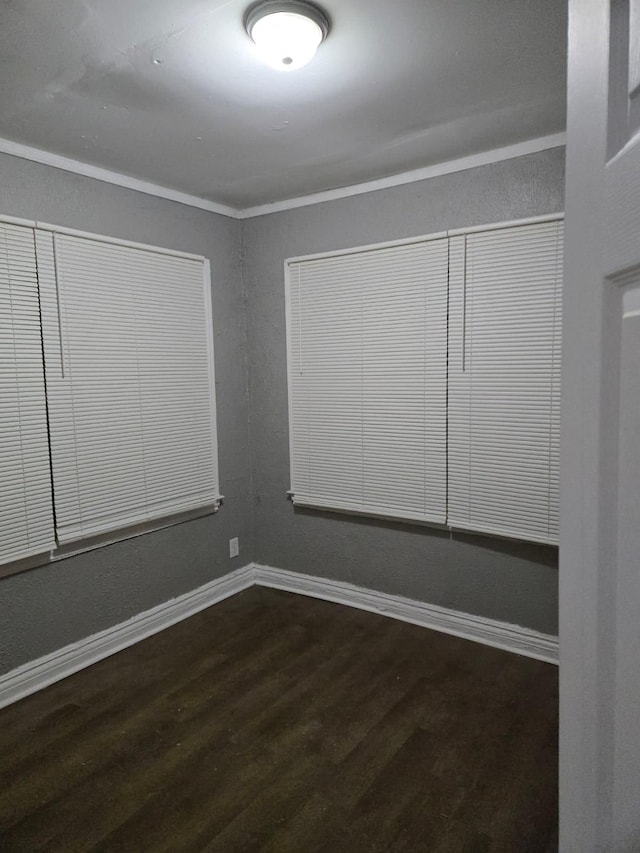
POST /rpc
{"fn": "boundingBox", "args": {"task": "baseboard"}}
[252,563,559,665]
[0,560,558,710]
[0,564,254,710]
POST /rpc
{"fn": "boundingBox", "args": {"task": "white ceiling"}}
[0,0,567,210]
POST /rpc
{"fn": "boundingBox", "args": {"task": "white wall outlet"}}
[229,537,239,558]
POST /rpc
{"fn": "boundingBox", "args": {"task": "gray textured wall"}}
[0,146,565,676]
[0,153,252,674]
[243,148,565,635]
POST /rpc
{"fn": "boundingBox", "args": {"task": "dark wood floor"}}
[0,586,558,852]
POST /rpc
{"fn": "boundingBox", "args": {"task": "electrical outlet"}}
[229,537,239,558]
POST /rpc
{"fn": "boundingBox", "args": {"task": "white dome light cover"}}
[245,0,330,71]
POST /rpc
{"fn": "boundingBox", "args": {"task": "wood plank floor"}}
[0,586,558,852]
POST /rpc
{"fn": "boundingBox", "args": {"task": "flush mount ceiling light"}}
[244,0,330,71]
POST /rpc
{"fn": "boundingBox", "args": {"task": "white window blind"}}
[0,222,55,565]
[447,219,563,544]
[287,237,449,524]
[36,230,221,545]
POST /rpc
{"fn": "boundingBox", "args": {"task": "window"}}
[285,215,563,545]
[447,219,563,544]
[0,217,221,566]
[0,221,55,565]
[287,235,448,524]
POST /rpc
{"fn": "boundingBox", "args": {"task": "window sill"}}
[0,504,222,581]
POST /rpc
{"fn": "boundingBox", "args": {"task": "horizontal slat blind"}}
[447,219,563,544]
[287,237,448,524]
[0,222,55,564]
[37,231,220,544]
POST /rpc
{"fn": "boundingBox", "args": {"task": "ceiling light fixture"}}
[244,0,330,71]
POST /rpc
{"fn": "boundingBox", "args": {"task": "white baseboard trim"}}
[0,564,254,710]
[252,563,559,665]
[0,561,558,710]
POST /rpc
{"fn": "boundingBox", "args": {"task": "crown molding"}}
[237,132,567,217]
[0,131,566,221]
[0,137,239,218]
